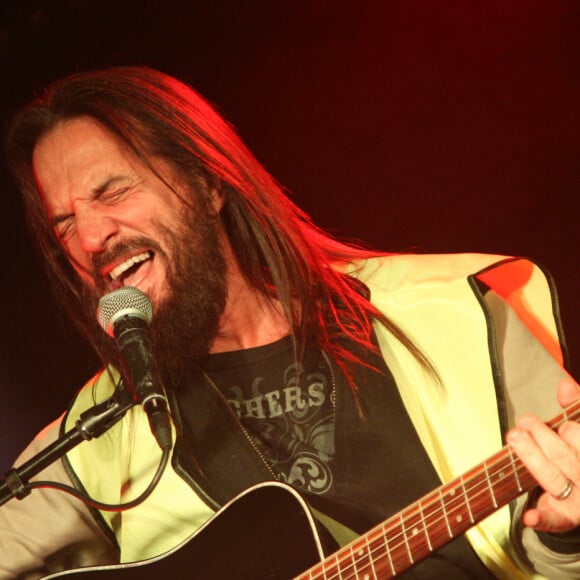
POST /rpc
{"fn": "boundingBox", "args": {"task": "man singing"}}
[1,67,579,578]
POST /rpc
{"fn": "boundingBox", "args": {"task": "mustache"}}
[90,237,165,286]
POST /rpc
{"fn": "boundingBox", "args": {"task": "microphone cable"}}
[23,446,171,512]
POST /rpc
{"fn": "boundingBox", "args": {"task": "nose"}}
[75,207,119,255]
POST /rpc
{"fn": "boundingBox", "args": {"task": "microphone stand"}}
[0,385,135,507]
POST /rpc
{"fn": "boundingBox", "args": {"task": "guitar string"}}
[304,457,530,580]
[301,403,580,580]
[302,456,530,580]
[327,403,580,579]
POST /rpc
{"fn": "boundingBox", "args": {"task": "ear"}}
[208,185,226,216]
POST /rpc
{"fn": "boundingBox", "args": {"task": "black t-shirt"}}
[175,335,496,579]
[202,337,337,496]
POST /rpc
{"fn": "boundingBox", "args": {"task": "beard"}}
[82,201,227,387]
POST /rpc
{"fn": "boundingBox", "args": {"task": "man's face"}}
[33,116,218,307]
[32,116,228,367]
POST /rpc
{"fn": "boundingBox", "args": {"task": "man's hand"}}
[507,380,580,533]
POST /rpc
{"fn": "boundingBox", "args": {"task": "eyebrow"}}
[49,174,135,228]
[92,175,131,197]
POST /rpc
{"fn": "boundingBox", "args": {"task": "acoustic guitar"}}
[45,400,580,579]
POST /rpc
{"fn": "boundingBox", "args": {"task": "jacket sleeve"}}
[0,416,119,579]
[482,286,580,578]
[510,497,580,580]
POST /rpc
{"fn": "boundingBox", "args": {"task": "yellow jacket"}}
[57,253,571,577]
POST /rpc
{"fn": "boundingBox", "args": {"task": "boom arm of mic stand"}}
[0,385,135,507]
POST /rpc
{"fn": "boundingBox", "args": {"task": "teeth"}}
[109,251,151,281]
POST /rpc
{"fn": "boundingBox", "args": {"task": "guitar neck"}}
[298,400,580,579]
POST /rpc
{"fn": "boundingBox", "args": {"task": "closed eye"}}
[53,214,76,241]
[98,186,132,205]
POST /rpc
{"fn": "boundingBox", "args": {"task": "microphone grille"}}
[97,286,153,336]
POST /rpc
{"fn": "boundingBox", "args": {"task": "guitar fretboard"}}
[298,400,580,579]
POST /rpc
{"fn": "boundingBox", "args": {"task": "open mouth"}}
[107,250,153,287]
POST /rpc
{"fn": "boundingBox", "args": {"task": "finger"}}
[507,417,576,498]
[557,379,580,408]
[522,492,577,533]
[520,415,580,483]
[559,420,580,455]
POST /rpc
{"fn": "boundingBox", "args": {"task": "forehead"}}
[33,116,133,182]
[32,117,142,213]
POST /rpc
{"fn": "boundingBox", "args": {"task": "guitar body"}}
[45,483,326,579]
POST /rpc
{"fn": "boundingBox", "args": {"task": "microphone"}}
[97,286,172,451]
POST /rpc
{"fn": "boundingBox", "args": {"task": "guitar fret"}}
[460,474,475,524]
[334,552,342,578]
[508,447,523,492]
[438,487,453,537]
[381,525,397,576]
[483,460,498,508]
[418,499,433,552]
[400,512,414,564]
[364,534,379,579]
[348,543,359,580]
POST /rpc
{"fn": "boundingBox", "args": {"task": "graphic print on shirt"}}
[222,358,335,495]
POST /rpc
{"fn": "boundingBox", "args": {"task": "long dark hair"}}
[6,66,434,390]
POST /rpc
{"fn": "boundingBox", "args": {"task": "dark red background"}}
[0,1,578,470]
